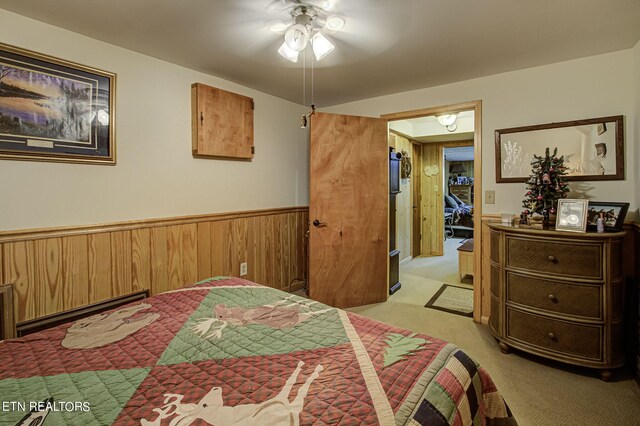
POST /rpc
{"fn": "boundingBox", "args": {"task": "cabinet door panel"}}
[192,83,254,159]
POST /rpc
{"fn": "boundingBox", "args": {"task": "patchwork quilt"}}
[0,277,517,425]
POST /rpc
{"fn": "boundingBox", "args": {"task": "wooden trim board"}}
[0,207,309,323]
[0,207,308,243]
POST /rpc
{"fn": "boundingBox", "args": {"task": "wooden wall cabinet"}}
[191,83,254,159]
[488,223,626,381]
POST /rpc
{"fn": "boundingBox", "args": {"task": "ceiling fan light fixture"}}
[312,0,331,9]
[284,23,309,51]
[270,3,342,61]
[278,41,299,62]
[325,15,345,31]
[437,114,457,126]
[311,32,334,61]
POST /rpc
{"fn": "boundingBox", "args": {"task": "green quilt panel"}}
[0,368,149,425]
[158,287,348,365]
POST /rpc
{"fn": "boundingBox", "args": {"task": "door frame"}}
[381,100,483,324]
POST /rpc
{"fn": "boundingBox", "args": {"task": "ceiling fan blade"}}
[267,0,288,12]
[305,0,331,10]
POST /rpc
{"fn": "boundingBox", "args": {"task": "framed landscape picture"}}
[0,42,116,164]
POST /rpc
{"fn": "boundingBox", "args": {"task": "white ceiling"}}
[1,0,639,106]
[444,146,474,162]
[389,110,474,142]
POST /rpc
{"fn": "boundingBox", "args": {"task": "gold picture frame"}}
[0,42,116,165]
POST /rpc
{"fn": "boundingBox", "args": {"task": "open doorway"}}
[442,144,475,284]
[383,101,483,322]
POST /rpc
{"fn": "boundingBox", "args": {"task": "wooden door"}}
[308,112,389,308]
[411,141,422,257]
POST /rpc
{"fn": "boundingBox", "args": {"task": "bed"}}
[0,277,516,425]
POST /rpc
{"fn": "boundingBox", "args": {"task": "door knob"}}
[312,219,327,227]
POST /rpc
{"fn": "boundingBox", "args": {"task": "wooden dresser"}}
[488,223,626,381]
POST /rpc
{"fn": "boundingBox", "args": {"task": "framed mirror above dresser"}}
[495,115,624,183]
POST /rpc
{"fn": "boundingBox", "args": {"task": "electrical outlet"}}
[240,262,248,276]
[485,190,496,204]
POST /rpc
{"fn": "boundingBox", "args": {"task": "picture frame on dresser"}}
[586,201,630,232]
[0,42,116,165]
[555,199,588,233]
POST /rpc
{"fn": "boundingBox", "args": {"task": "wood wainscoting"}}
[0,207,308,323]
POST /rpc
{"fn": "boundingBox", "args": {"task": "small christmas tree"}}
[520,147,570,226]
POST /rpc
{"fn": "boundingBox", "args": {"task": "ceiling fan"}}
[265,0,346,62]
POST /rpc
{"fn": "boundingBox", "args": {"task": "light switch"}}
[485,190,496,204]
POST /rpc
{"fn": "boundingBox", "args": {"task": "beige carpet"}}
[346,240,640,426]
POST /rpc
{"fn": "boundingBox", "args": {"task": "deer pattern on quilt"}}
[62,303,160,349]
[191,296,333,340]
[141,361,323,426]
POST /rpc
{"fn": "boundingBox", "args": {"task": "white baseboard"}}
[399,256,413,265]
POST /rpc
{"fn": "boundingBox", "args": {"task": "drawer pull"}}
[548,294,557,302]
[547,332,557,340]
[547,255,557,263]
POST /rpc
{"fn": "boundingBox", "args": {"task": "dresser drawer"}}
[506,273,601,319]
[506,237,602,279]
[507,309,602,360]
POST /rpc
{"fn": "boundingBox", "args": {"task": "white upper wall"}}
[328,49,638,220]
[0,9,309,231]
